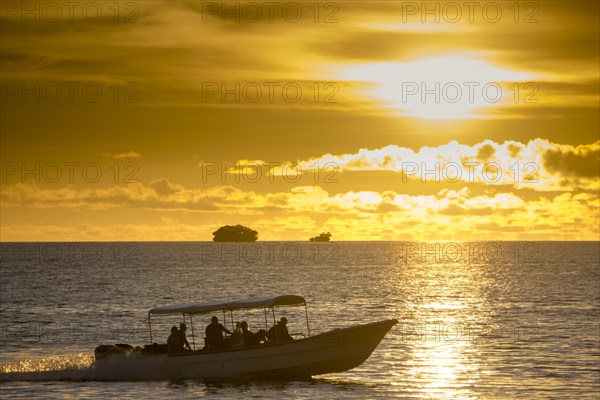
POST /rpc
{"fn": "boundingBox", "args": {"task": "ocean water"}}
[0,241,598,399]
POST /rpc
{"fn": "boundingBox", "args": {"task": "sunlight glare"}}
[343,56,535,119]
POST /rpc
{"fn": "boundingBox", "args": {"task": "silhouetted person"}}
[277,317,293,342]
[167,326,182,354]
[231,322,245,348]
[240,321,267,346]
[267,317,293,343]
[179,323,192,351]
[205,316,231,349]
[267,322,278,343]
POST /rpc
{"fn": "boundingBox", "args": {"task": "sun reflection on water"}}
[393,258,492,399]
[407,321,479,399]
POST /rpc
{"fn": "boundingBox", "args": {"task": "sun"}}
[342,56,535,119]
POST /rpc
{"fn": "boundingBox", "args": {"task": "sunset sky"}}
[1,0,598,241]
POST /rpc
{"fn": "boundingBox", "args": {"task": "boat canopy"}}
[149,295,306,316]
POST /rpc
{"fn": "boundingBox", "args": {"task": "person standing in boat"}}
[179,323,192,351]
[167,326,182,354]
[205,316,232,349]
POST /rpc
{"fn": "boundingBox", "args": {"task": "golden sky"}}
[1,0,599,241]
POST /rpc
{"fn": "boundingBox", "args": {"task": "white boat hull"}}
[94,319,398,380]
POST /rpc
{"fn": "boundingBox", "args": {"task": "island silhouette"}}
[309,232,332,242]
[213,225,258,242]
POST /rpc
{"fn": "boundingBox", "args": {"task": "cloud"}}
[99,151,142,159]
[0,181,261,212]
[247,139,599,191]
[149,178,180,197]
[542,144,600,178]
[0,221,216,242]
[0,179,600,240]
[477,144,496,161]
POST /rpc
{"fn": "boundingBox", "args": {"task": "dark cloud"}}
[543,145,600,178]
[474,222,528,232]
[149,178,179,196]
[439,204,496,216]
[507,143,522,158]
[304,1,599,75]
[477,144,496,161]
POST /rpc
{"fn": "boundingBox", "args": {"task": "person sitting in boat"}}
[205,316,232,349]
[240,321,267,346]
[179,323,192,351]
[230,322,245,348]
[266,322,278,343]
[167,326,182,354]
[277,317,294,342]
[267,317,294,343]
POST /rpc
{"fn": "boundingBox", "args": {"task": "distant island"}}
[213,225,258,242]
[309,232,332,242]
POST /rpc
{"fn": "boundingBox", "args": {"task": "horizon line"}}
[1,240,598,243]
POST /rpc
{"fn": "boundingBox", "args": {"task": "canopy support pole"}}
[272,308,276,325]
[304,302,310,337]
[264,308,268,330]
[148,314,153,352]
[189,314,196,351]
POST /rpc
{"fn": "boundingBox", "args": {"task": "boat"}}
[94,295,397,380]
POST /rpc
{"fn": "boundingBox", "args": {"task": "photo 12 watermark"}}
[0,1,140,23]
[200,1,339,23]
[310,319,540,344]
[201,81,339,104]
[397,320,541,343]
[199,161,339,184]
[200,242,339,265]
[395,242,540,264]
[399,1,540,24]
[0,81,140,104]
[0,320,145,345]
[1,161,140,184]
[0,242,140,264]
[400,161,540,184]
[398,81,539,105]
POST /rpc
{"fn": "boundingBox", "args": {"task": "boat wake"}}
[0,353,95,381]
[0,353,150,382]
[1,353,176,382]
